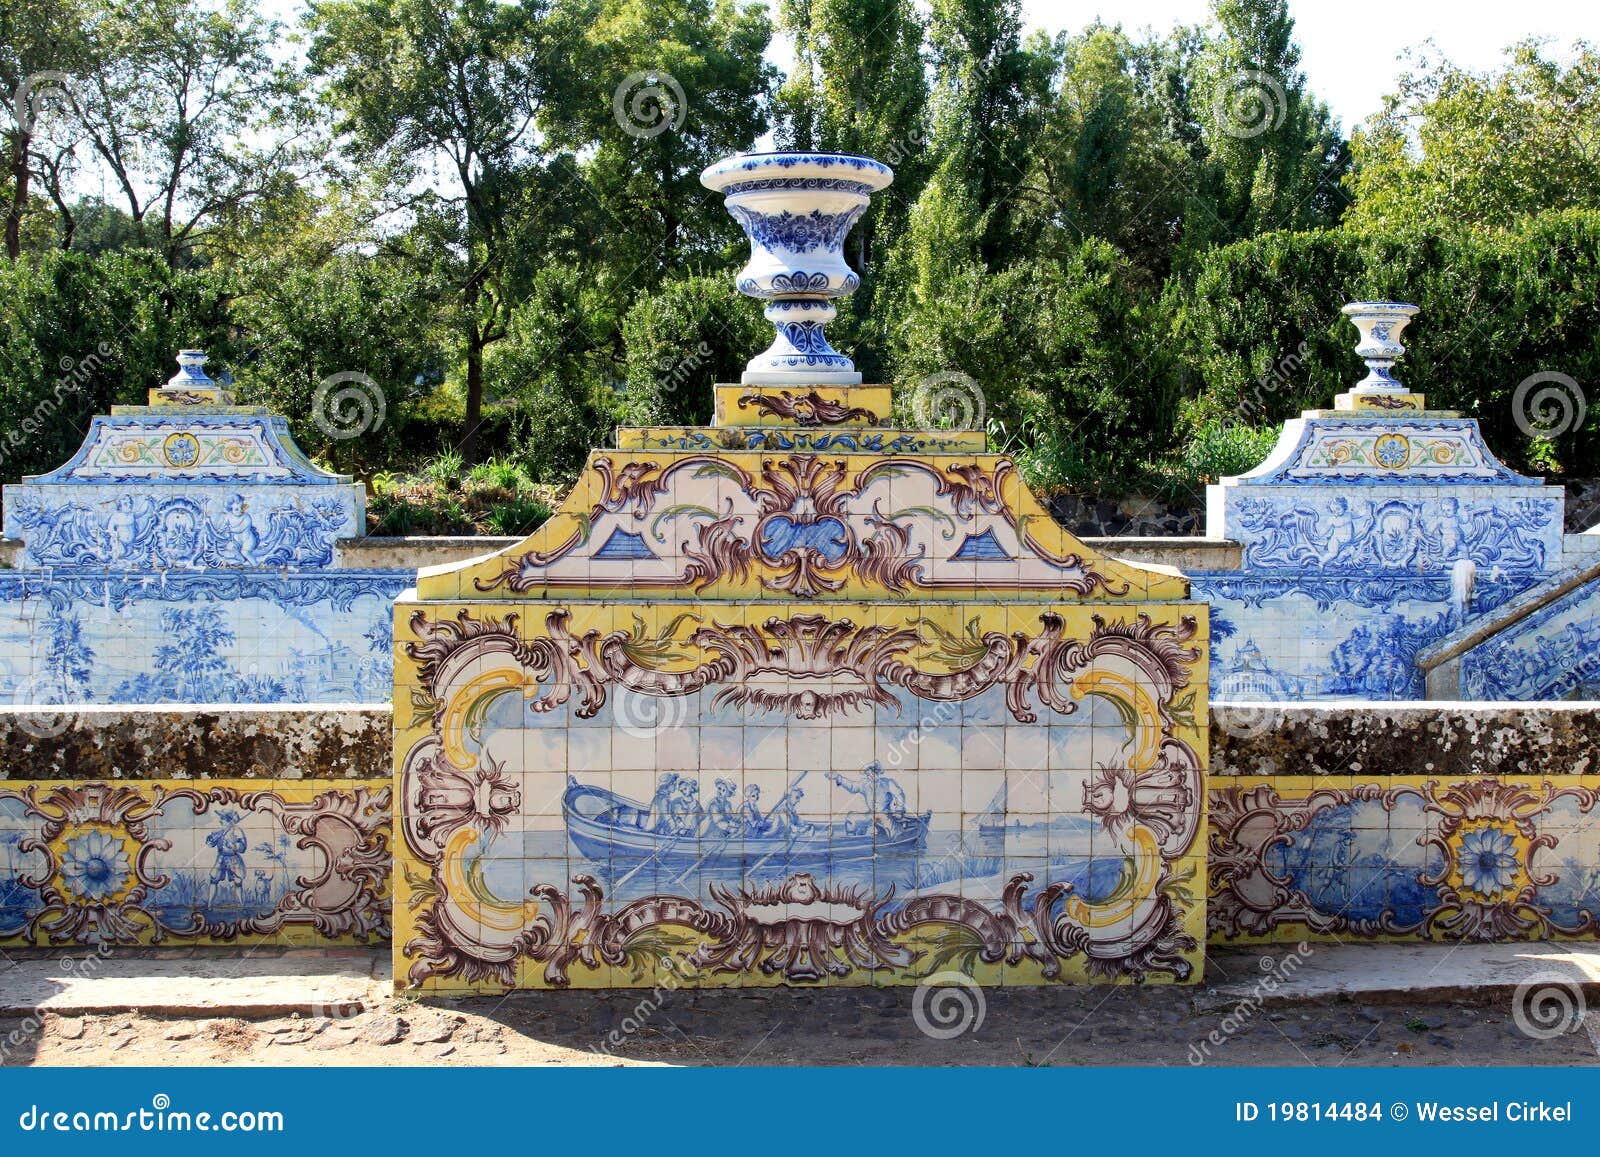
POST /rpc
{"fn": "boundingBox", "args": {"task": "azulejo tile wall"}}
[395,417,1210,991]
[0,369,412,706]
[1209,777,1600,942]
[1203,408,1567,701]
[0,357,404,949]
[1206,706,1600,944]
[0,778,390,946]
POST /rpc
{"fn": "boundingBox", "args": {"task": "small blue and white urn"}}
[164,349,217,391]
[701,152,893,385]
[1341,302,1420,394]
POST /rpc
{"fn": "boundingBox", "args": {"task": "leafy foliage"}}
[1,0,1596,501]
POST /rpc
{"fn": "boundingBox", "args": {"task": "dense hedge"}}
[2,211,1595,492]
[1173,210,1600,475]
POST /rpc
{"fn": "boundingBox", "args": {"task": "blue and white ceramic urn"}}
[164,348,217,391]
[701,152,893,385]
[1341,301,1420,394]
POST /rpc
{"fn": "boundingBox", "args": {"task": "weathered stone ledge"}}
[1212,701,1600,777]
[4,701,1595,782]
[0,704,390,780]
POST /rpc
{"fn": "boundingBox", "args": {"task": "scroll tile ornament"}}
[394,152,1210,993]
[0,779,390,946]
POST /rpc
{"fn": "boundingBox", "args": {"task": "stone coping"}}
[1417,556,1600,671]
[3,701,1595,781]
[0,704,390,780]
[1211,701,1600,777]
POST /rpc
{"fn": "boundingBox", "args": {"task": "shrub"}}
[1172,211,1600,475]
[620,274,767,426]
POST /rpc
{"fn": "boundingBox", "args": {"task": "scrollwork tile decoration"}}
[394,151,1210,993]
[1208,776,1600,942]
[0,780,391,946]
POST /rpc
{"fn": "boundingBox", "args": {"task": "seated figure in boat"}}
[647,773,681,833]
[764,785,813,837]
[827,762,911,837]
[671,775,705,835]
[740,784,768,836]
[706,778,739,836]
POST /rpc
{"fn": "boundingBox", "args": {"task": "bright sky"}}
[1020,0,1600,130]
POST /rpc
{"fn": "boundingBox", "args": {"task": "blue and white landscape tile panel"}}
[1457,575,1600,700]
[0,394,404,706]
[1200,403,1570,701]
[0,571,410,705]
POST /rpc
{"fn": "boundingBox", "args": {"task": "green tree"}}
[574,0,775,294]
[0,249,233,482]
[228,255,447,474]
[53,0,308,265]
[0,0,90,257]
[1005,24,1195,285]
[485,263,613,484]
[308,0,592,461]
[1347,39,1600,233]
[917,0,1041,269]
[1188,0,1348,252]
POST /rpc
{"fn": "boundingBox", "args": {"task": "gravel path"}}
[4,985,1595,1067]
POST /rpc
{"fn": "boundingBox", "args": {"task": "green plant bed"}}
[366,456,558,537]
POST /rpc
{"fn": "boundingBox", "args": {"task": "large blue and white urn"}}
[701,152,893,385]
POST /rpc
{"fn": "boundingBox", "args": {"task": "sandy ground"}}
[4,984,1596,1067]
